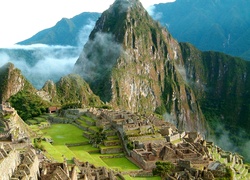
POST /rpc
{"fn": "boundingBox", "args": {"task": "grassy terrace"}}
[123,175,161,180]
[41,124,89,145]
[81,115,96,122]
[102,157,140,171]
[208,147,250,179]
[37,123,145,179]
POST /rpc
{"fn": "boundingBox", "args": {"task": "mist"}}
[147,5,163,20]
[74,32,123,82]
[208,124,250,162]
[0,45,78,89]
[163,112,177,127]
[0,20,95,89]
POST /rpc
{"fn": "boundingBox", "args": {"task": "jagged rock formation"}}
[41,74,103,106]
[74,0,207,133]
[0,62,36,103]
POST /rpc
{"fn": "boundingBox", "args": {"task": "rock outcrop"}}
[0,62,35,103]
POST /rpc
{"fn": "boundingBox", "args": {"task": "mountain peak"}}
[110,0,143,11]
[74,0,207,134]
[88,0,148,42]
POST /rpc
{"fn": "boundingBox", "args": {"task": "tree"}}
[153,161,175,179]
[89,127,107,147]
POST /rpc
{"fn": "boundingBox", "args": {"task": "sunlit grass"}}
[41,124,88,145]
[102,157,140,171]
[123,175,161,180]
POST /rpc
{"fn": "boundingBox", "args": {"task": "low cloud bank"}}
[147,5,163,21]
[0,45,79,89]
[0,20,96,89]
[74,32,123,82]
[208,124,250,162]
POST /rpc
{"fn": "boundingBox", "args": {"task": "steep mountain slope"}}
[180,42,250,138]
[74,0,207,133]
[40,74,103,107]
[17,12,100,46]
[0,63,102,120]
[153,0,250,60]
[0,62,36,103]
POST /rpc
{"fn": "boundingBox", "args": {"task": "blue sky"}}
[0,0,175,47]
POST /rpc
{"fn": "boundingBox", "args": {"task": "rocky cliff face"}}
[180,43,250,133]
[0,63,35,103]
[74,0,207,133]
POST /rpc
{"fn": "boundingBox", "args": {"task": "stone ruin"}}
[40,158,124,180]
[0,143,39,180]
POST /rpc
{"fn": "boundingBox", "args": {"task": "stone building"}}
[40,162,71,180]
[0,144,39,180]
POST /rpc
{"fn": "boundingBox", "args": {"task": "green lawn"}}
[41,141,64,162]
[38,123,148,176]
[41,124,88,145]
[123,175,161,180]
[69,145,99,153]
[81,115,96,123]
[69,148,108,167]
[102,157,140,171]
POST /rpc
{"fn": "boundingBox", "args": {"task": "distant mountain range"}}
[153,0,250,60]
[18,0,250,60]
[18,12,100,46]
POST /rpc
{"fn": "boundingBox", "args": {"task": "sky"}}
[0,0,175,48]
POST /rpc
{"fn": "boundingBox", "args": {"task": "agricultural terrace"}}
[38,123,142,177]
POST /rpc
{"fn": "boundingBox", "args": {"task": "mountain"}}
[74,0,207,134]
[180,43,250,154]
[153,0,250,60]
[17,12,101,46]
[0,63,102,120]
[0,62,36,103]
[40,74,103,107]
[0,46,80,89]
[73,0,250,160]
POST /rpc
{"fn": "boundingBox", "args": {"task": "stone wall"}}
[131,149,156,170]
[0,149,21,180]
[48,116,74,124]
[100,147,123,154]
[166,133,180,142]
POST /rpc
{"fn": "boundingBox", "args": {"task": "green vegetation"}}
[153,161,175,179]
[89,128,107,147]
[123,176,161,180]
[102,157,140,171]
[154,0,250,60]
[9,91,50,121]
[41,124,88,145]
[33,122,143,179]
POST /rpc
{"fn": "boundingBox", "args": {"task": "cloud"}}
[0,19,96,90]
[208,124,250,162]
[74,32,123,82]
[163,112,177,127]
[77,19,96,48]
[147,5,163,20]
[0,45,79,89]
